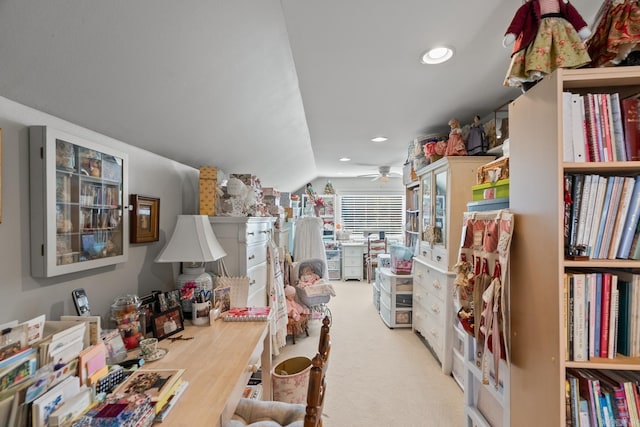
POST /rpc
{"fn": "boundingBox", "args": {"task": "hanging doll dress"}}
[587,0,640,67]
[504,0,591,87]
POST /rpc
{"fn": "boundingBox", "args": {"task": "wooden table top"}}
[143,319,270,426]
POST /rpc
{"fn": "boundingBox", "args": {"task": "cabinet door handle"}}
[436,255,441,262]
[248,254,255,260]
[247,232,255,236]
[250,279,256,286]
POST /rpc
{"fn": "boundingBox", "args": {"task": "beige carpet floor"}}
[273,279,465,427]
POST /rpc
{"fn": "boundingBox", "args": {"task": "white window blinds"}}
[339,195,404,237]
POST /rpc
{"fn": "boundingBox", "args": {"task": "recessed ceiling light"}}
[371,136,388,143]
[420,46,454,65]
[339,157,351,162]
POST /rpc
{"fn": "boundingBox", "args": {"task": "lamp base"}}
[176,267,214,314]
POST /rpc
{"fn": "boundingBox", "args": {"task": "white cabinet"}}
[302,194,337,241]
[412,258,453,373]
[341,242,364,280]
[29,126,128,277]
[378,267,413,329]
[208,217,274,307]
[325,242,341,280]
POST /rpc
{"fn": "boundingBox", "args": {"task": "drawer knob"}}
[431,305,440,313]
[430,329,437,337]
[247,231,255,236]
[432,280,441,290]
[247,364,259,373]
[436,255,441,262]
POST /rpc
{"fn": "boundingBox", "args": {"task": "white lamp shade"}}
[154,215,227,263]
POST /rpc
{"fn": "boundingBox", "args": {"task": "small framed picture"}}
[151,307,185,341]
[165,290,181,309]
[214,286,231,314]
[129,194,160,243]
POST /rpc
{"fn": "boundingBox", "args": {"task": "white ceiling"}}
[0,0,603,191]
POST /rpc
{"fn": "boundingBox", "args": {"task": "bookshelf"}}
[509,66,640,426]
[405,180,420,252]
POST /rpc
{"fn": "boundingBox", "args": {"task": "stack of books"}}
[111,368,186,416]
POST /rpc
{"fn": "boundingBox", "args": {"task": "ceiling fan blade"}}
[371,176,380,182]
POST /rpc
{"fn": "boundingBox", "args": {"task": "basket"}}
[389,245,413,275]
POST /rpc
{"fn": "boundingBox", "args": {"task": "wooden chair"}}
[227,316,331,427]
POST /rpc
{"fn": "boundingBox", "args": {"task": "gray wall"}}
[0,95,199,326]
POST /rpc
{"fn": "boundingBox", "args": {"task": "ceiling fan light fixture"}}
[420,46,454,65]
[379,175,390,183]
[339,157,351,162]
[371,136,388,143]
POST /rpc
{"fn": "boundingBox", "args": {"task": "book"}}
[77,341,107,386]
[608,176,635,259]
[587,273,597,359]
[60,315,102,346]
[72,393,155,427]
[223,307,271,321]
[594,273,603,358]
[617,278,633,356]
[571,174,586,252]
[564,174,574,253]
[599,93,614,162]
[600,273,612,358]
[111,368,185,405]
[607,275,619,359]
[586,175,607,256]
[47,386,93,427]
[154,380,189,422]
[592,176,614,258]
[610,93,627,161]
[574,174,589,249]
[598,176,624,259]
[585,93,601,162]
[563,92,575,162]
[617,177,640,259]
[572,93,587,162]
[572,273,587,361]
[31,375,80,427]
[622,97,640,161]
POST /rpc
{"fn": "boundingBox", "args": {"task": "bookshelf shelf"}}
[509,66,640,427]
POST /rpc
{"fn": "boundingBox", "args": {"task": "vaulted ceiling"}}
[0,0,603,191]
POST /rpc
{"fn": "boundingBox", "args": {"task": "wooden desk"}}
[148,320,271,426]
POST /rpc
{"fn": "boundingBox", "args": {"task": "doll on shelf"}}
[444,118,468,157]
[587,0,640,67]
[502,0,592,90]
[284,285,310,321]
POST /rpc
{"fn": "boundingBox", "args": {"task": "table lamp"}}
[154,215,227,295]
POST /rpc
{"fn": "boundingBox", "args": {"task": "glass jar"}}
[110,294,143,350]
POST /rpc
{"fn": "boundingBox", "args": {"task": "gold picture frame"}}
[129,194,160,243]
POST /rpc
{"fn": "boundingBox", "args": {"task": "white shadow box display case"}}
[29,126,129,277]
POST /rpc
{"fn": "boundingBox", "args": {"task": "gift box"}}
[472,179,510,201]
[199,166,217,216]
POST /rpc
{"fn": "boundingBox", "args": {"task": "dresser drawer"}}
[425,266,447,302]
[343,245,363,257]
[424,294,445,328]
[343,265,362,278]
[246,244,267,269]
[247,262,267,305]
[245,222,271,245]
[396,293,412,308]
[424,311,444,360]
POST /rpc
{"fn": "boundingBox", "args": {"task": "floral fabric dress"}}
[587,0,640,67]
[504,13,591,87]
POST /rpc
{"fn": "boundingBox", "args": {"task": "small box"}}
[477,156,509,184]
[467,198,510,212]
[471,179,510,201]
[389,245,413,275]
[199,166,217,216]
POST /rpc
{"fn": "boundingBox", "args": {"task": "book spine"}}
[600,273,612,358]
[572,94,587,162]
[563,92,575,162]
[573,274,587,361]
[608,177,634,259]
[622,98,640,161]
[588,176,607,257]
[593,177,615,259]
[617,177,640,259]
[588,274,596,359]
[594,273,603,358]
[573,174,586,250]
[600,93,614,162]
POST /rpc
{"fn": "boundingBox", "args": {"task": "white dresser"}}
[208,217,275,307]
[341,242,365,280]
[412,257,453,374]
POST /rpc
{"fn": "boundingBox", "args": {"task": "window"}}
[339,194,404,238]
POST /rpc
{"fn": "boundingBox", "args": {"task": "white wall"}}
[0,96,199,326]
[302,176,404,196]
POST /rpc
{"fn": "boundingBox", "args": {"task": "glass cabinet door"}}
[434,169,447,247]
[30,126,128,277]
[421,172,432,242]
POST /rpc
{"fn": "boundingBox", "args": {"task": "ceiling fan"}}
[359,166,401,182]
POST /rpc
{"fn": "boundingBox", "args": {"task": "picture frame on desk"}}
[151,307,184,341]
[129,194,160,243]
[214,286,231,314]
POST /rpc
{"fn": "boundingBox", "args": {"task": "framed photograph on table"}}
[151,307,184,341]
[129,194,160,243]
